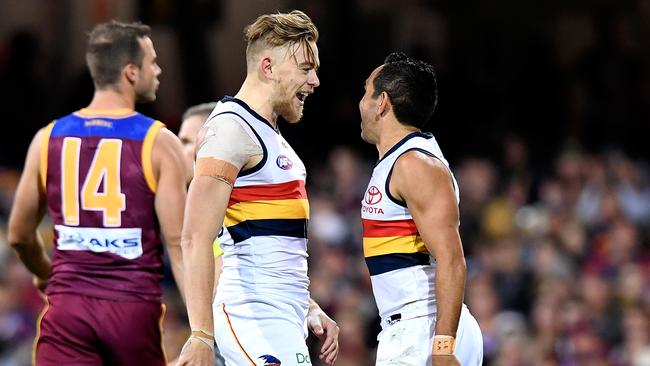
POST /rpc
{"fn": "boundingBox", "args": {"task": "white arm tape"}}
[196,115,263,170]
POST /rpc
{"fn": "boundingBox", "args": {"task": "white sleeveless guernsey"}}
[210,97,310,312]
[361,131,459,322]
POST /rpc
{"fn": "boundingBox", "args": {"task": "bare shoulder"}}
[391,150,458,214]
[154,127,183,153]
[151,127,184,173]
[393,150,451,183]
[156,127,181,144]
[33,125,50,140]
[390,150,454,203]
[23,124,52,163]
[30,124,51,148]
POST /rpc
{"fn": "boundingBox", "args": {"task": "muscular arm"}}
[8,128,50,281]
[152,128,188,300]
[178,117,259,364]
[391,151,466,338]
[182,176,231,332]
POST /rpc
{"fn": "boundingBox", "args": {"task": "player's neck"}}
[86,88,136,111]
[235,79,278,128]
[377,124,420,159]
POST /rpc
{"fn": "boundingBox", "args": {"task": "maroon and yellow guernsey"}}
[40,108,165,302]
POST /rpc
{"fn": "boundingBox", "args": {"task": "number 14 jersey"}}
[41,108,165,303]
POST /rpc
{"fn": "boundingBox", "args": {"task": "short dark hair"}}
[182,102,217,122]
[372,52,438,129]
[86,20,151,89]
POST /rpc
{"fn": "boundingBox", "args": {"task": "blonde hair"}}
[244,10,319,67]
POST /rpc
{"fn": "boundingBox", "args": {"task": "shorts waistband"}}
[382,313,403,328]
[380,303,467,329]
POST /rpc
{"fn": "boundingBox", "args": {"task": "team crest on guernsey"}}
[276,155,293,170]
[364,186,383,205]
[259,354,281,365]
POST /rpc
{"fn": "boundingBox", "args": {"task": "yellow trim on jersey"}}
[224,199,309,227]
[159,304,168,364]
[213,238,224,257]
[363,235,427,257]
[142,121,164,193]
[77,108,135,117]
[39,122,55,192]
[32,296,51,364]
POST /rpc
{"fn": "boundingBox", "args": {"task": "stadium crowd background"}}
[0,0,649,365]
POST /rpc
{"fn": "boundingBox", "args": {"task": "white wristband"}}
[181,335,215,354]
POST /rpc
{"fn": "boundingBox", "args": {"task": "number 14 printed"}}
[61,137,126,227]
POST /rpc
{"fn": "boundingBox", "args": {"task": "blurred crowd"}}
[303,143,650,366]
[2,140,648,366]
[1,0,650,365]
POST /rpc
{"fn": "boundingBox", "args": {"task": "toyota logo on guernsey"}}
[365,186,382,205]
[276,155,293,170]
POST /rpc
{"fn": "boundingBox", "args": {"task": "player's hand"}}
[175,338,214,366]
[33,276,48,295]
[307,307,339,365]
[432,354,460,366]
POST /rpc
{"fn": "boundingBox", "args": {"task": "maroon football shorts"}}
[34,293,166,365]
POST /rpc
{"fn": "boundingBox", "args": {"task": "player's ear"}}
[124,64,139,84]
[378,91,391,117]
[260,56,273,80]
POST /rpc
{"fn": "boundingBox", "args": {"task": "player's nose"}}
[308,69,320,88]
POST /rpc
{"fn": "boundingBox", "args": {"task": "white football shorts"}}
[213,298,311,366]
[376,306,483,365]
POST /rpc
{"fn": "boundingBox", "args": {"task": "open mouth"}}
[296,91,308,104]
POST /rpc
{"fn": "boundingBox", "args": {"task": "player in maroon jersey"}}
[7,20,186,365]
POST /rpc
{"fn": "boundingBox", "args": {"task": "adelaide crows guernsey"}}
[361,132,459,321]
[41,108,165,302]
[211,97,310,312]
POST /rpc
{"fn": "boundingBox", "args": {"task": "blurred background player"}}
[178,102,226,366]
[358,52,483,365]
[7,21,187,365]
[177,10,339,366]
[179,103,216,184]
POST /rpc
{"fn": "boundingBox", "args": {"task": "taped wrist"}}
[181,328,215,353]
[191,328,215,340]
[181,336,215,353]
[432,335,455,355]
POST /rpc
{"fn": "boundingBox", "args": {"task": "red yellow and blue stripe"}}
[225,180,309,243]
[362,218,430,275]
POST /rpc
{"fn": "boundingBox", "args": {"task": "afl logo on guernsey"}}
[276,155,293,170]
[365,186,383,205]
